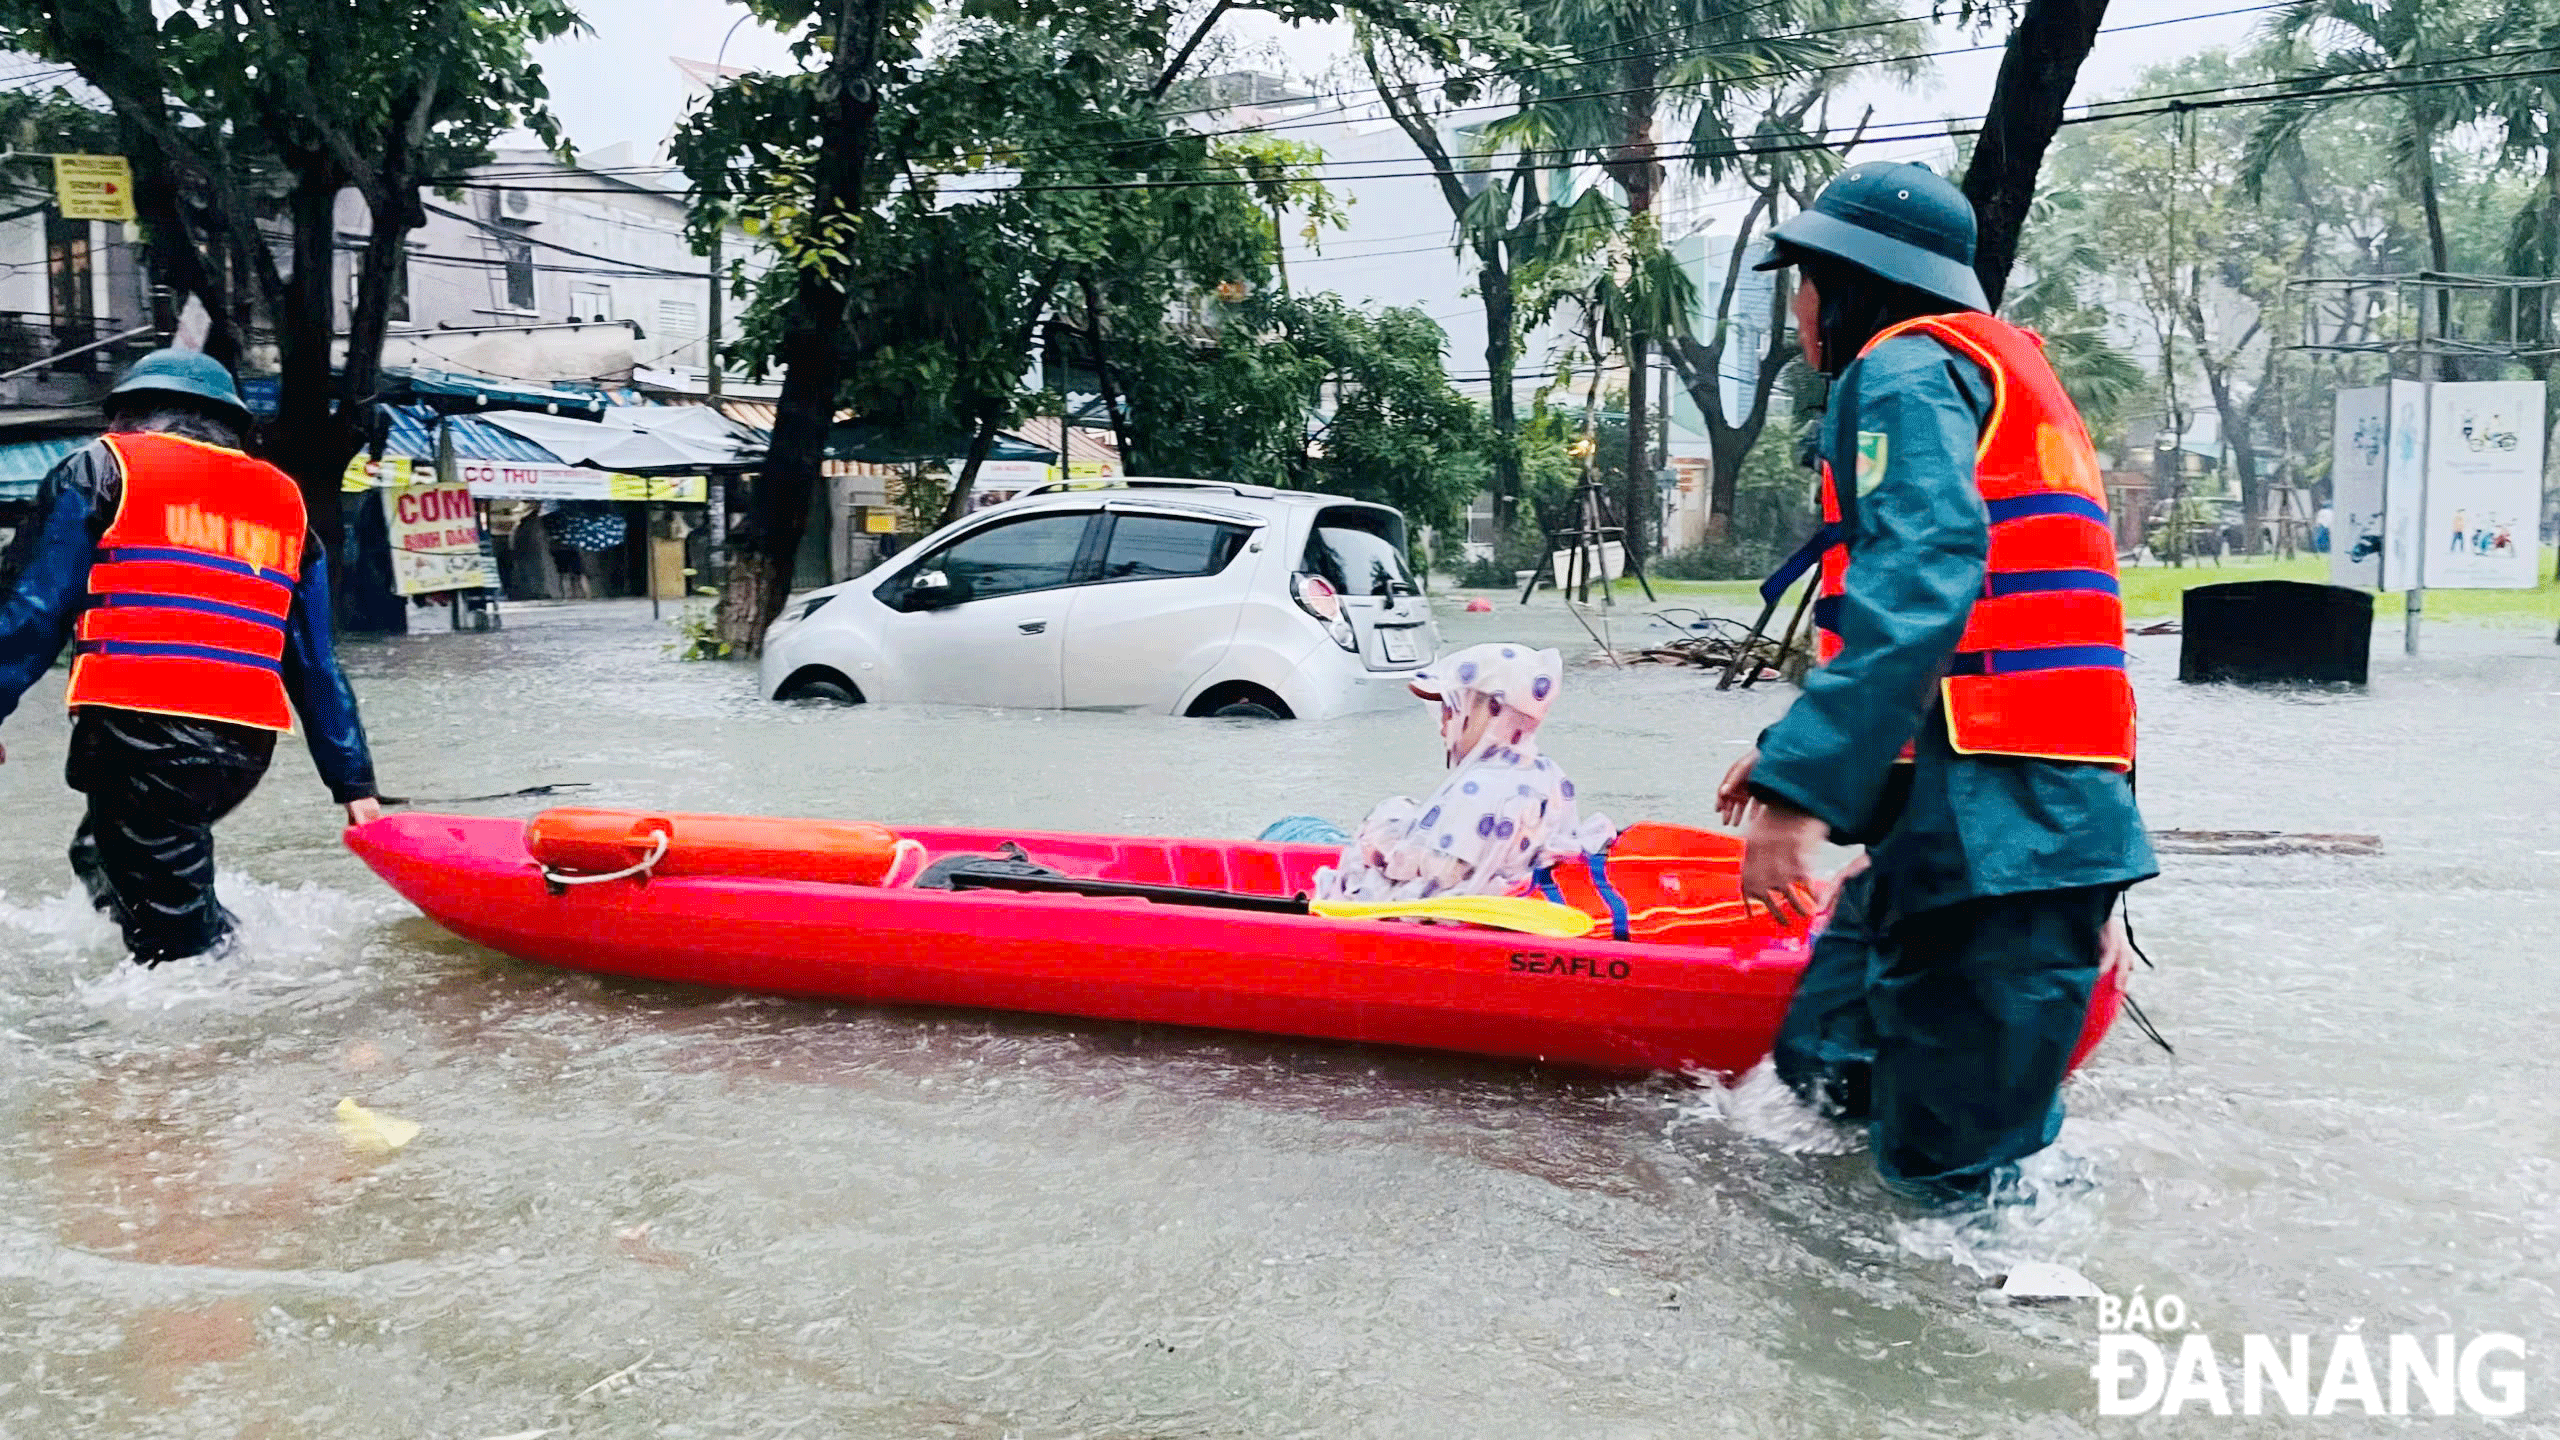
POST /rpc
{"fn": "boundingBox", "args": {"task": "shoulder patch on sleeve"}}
[1855,431,1888,495]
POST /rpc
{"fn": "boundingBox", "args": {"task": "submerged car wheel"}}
[1210,701,1283,720]
[776,669,864,705]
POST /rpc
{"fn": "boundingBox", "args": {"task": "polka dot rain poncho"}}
[1314,642,1616,902]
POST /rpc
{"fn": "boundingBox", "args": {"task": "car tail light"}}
[1291,573,1360,652]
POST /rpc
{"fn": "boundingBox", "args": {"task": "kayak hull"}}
[347,812,2122,1075]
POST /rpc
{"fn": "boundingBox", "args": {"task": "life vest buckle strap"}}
[88,592,291,630]
[1946,644,2127,677]
[73,638,286,674]
[97,545,296,591]
[1982,568,2119,599]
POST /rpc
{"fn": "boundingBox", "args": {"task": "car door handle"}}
[1018,620,1048,635]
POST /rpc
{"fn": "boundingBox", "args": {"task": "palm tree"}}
[2248,0,2502,345]
[1494,0,1830,556]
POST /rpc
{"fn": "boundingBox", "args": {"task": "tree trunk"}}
[939,407,1004,527]
[2537,130,2560,383]
[1961,0,2112,309]
[269,166,356,592]
[2414,130,2453,345]
[1623,330,1650,562]
[942,262,1068,526]
[1081,273,1135,473]
[743,0,891,650]
[1481,257,1522,537]
[1612,61,1659,563]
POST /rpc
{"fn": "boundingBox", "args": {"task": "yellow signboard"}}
[341,454,420,492]
[1067,459,1120,479]
[606,472,708,503]
[53,155,136,223]
[862,508,897,534]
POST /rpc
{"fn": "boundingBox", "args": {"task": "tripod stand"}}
[1518,466,1656,607]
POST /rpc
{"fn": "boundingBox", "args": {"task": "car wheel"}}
[777,672,863,705]
[1209,701,1283,720]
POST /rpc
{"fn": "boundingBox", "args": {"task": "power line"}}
[428,0,2328,204]
[437,0,2286,195]
[923,42,2560,197]
[420,200,711,278]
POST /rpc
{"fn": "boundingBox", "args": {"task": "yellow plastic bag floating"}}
[336,1096,421,1152]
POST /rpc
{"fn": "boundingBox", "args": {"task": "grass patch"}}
[1467,549,2560,627]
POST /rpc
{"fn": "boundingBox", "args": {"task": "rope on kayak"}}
[884,839,929,887]
[2118,893,2175,1056]
[539,830,668,893]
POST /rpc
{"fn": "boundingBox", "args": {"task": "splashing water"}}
[1673,1058,1867,1157]
[0,873,403,1021]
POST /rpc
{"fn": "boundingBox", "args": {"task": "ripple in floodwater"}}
[0,596,2555,1437]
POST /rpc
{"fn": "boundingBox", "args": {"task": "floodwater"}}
[2,589,2555,1438]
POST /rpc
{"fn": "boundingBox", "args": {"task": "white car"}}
[758,478,1441,719]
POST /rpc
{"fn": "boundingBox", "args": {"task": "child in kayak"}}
[1314,643,1614,901]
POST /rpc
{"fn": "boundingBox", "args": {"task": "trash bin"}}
[2179,580,2372,685]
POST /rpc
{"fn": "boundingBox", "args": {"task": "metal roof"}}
[0,434,88,502]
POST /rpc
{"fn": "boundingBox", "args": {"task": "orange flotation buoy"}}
[525,808,904,888]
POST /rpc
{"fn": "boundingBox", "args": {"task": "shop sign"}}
[342,454,422,492]
[53,155,136,222]
[454,461,706,503]
[389,481,500,595]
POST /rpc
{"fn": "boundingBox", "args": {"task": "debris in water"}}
[2149,829,2381,856]
[335,1096,420,1152]
[1998,1261,2102,1301]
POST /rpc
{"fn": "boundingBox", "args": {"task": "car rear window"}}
[1305,512,1416,598]
[1100,514,1251,580]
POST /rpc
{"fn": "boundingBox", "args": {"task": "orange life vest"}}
[1813,312,2134,769]
[65,432,306,732]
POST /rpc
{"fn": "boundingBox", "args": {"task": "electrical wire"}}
[432,0,2293,193]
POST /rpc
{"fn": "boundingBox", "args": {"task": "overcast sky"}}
[533,0,2275,160]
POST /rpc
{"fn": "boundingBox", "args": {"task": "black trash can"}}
[2179,580,2372,685]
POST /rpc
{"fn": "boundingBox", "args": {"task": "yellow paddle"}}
[1311,895,1596,938]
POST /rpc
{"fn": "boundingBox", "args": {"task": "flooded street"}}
[3,593,2556,1438]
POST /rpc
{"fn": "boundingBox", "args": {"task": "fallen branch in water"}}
[2149,830,2381,856]
[379,783,593,807]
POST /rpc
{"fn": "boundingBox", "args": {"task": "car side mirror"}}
[901,570,964,611]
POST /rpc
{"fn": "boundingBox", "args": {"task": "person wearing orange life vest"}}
[1721,163,2156,1203]
[0,350,380,966]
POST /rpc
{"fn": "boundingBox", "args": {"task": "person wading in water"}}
[0,350,380,966]
[1723,163,2156,1203]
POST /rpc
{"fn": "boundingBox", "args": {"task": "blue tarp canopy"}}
[0,434,86,503]
[377,405,565,464]
[239,368,606,419]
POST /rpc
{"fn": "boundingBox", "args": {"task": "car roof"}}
[997,477,1402,519]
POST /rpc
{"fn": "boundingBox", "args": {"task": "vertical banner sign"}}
[52,155,137,222]
[2422,380,2545,590]
[2380,380,2429,592]
[2328,386,2389,588]
[389,482,501,595]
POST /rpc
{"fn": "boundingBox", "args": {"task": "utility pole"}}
[2407,279,2437,657]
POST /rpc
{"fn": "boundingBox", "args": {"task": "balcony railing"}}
[0,312,158,381]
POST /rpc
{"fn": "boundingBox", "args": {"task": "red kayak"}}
[346,812,2122,1074]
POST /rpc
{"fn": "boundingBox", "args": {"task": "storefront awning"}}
[477,405,764,474]
[239,367,608,419]
[0,434,87,503]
